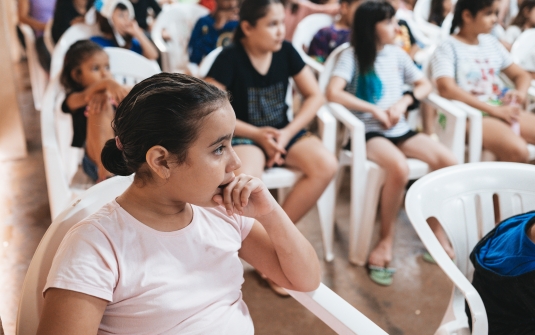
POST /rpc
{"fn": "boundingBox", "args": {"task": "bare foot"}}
[368,238,393,268]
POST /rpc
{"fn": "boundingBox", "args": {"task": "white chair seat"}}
[407,159,430,180]
[262,167,302,190]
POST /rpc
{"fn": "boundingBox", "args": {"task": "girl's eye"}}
[214,145,225,155]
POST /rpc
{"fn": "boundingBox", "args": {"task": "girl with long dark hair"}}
[327,1,456,286]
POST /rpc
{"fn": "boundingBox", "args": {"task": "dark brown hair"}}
[96,3,133,48]
[450,0,495,34]
[511,0,535,27]
[60,40,105,93]
[101,73,229,180]
[234,0,282,43]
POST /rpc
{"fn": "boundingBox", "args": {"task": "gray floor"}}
[0,60,452,335]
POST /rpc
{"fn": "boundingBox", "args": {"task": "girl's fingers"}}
[240,178,257,208]
[232,176,251,214]
[222,177,240,215]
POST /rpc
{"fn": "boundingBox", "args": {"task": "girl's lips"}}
[218,176,235,189]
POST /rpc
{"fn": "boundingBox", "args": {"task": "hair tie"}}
[115,136,124,151]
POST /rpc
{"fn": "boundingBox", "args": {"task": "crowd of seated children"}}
[326,1,456,286]
[469,211,535,335]
[60,40,130,182]
[283,0,340,41]
[17,0,56,72]
[428,0,453,27]
[431,0,535,163]
[206,0,337,294]
[188,0,239,65]
[307,0,362,64]
[502,0,535,48]
[90,0,159,60]
[37,73,321,335]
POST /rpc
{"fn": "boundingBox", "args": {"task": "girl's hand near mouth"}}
[213,174,276,218]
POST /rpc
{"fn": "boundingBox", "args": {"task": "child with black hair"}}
[90,0,159,60]
[188,0,239,65]
[503,0,535,47]
[206,0,337,295]
[60,40,129,182]
[327,0,456,286]
[308,0,363,64]
[37,73,321,334]
[431,0,535,162]
[428,0,453,27]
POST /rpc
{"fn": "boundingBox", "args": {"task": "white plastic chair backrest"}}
[104,47,161,85]
[292,13,334,73]
[318,42,350,93]
[511,28,535,70]
[16,176,134,335]
[406,162,535,334]
[413,0,431,23]
[150,3,210,72]
[43,19,55,53]
[50,23,101,79]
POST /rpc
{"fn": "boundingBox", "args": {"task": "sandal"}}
[422,251,437,264]
[368,265,396,286]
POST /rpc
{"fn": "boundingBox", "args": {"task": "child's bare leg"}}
[518,111,535,145]
[233,145,265,178]
[482,117,529,162]
[366,138,409,267]
[398,133,456,258]
[281,136,338,223]
[86,103,115,182]
[421,102,436,135]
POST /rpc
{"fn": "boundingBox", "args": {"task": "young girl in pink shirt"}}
[37,73,321,335]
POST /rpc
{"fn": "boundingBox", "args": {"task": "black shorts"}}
[344,130,418,150]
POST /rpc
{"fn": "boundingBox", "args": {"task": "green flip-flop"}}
[368,265,396,286]
[422,251,437,264]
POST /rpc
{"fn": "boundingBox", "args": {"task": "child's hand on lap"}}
[493,105,521,125]
[371,107,392,129]
[255,127,286,167]
[212,174,277,219]
[386,100,407,127]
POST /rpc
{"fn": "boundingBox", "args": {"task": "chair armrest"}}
[424,93,467,164]
[451,101,483,162]
[150,29,170,72]
[304,55,325,74]
[287,283,388,335]
[316,105,337,154]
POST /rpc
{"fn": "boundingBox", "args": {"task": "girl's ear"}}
[241,20,253,37]
[146,146,172,180]
[71,68,82,84]
[461,8,474,24]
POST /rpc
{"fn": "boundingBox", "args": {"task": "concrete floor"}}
[0,60,453,335]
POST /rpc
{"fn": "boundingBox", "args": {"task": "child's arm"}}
[436,77,520,124]
[214,174,321,292]
[18,0,46,31]
[126,21,159,60]
[37,288,107,335]
[65,79,129,112]
[387,77,432,126]
[326,76,392,129]
[502,63,531,104]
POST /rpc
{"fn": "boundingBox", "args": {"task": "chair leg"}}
[348,164,385,266]
[317,177,337,262]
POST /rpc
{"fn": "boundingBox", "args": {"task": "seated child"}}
[307,0,363,64]
[428,0,453,27]
[283,0,340,41]
[469,211,535,335]
[37,73,321,334]
[388,0,420,59]
[188,0,239,65]
[206,0,337,295]
[326,1,456,286]
[90,0,159,60]
[503,0,535,60]
[432,0,535,163]
[60,40,130,182]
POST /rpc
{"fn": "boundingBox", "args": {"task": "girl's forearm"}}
[328,89,377,114]
[284,94,323,135]
[256,206,321,291]
[512,72,531,97]
[234,119,260,140]
[136,33,159,60]
[439,84,496,116]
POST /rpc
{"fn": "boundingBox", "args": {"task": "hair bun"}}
[101,138,133,176]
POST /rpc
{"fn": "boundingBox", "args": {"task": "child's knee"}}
[309,153,338,181]
[504,143,529,163]
[386,160,410,185]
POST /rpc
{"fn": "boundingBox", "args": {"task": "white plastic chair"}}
[321,44,467,265]
[16,175,389,335]
[412,0,443,42]
[151,3,209,74]
[18,23,48,111]
[201,47,338,261]
[291,13,334,74]
[405,162,535,335]
[43,19,55,54]
[453,100,535,162]
[41,47,161,219]
[510,28,535,111]
[49,23,102,80]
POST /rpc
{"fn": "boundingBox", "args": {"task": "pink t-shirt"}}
[44,201,255,335]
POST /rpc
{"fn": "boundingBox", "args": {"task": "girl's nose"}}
[228,147,242,172]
